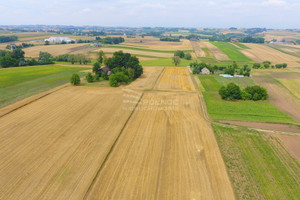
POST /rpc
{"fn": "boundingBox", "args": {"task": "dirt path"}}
[220,120,300,133]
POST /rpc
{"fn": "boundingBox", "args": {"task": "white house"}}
[44,37,75,43]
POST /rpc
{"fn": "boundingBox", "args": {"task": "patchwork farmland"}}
[0,67,235,200]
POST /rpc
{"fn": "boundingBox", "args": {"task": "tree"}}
[11,49,25,60]
[45,40,50,45]
[172,56,181,66]
[0,54,18,68]
[86,72,94,83]
[67,54,76,64]
[93,62,101,74]
[244,86,268,100]
[184,52,192,60]
[219,83,241,100]
[97,50,105,64]
[109,72,129,87]
[70,74,81,85]
[39,52,54,64]
[174,50,185,58]
[253,63,261,69]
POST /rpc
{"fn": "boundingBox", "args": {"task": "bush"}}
[184,53,192,60]
[219,83,241,100]
[109,72,129,87]
[244,86,268,100]
[241,90,251,100]
[253,63,261,69]
[174,50,185,58]
[70,74,81,85]
[86,72,94,83]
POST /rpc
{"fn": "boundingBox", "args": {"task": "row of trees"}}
[6,43,34,50]
[0,49,54,68]
[0,36,18,43]
[239,36,265,43]
[54,53,91,64]
[219,83,268,101]
[95,37,125,44]
[172,50,192,66]
[253,61,288,69]
[160,37,180,42]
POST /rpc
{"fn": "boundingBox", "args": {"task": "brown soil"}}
[220,120,300,133]
[273,134,300,162]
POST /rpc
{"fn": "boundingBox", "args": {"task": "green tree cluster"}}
[219,83,268,101]
[54,53,91,64]
[70,74,81,85]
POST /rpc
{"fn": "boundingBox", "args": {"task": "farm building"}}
[201,67,210,75]
[101,66,111,75]
[44,37,75,43]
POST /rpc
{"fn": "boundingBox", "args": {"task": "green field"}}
[108,45,194,53]
[0,65,87,108]
[211,42,253,62]
[199,75,296,123]
[213,125,300,200]
[234,43,250,49]
[140,58,194,67]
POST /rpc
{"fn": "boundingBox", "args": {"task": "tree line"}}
[0,36,18,43]
[95,37,125,44]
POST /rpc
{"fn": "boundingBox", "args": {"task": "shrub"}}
[174,50,185,58]
[109,72,129,87]
[70,74,81,86]
[86,72,94,83]
[219,83,241,100]
[253,63,261,69]
[244,85,268,100]
[184,53,192,60]
[241,90,251,100]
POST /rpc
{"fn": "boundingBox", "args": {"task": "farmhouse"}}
[44,37,75,43]
[201,67,210,75]
[101,66,111,75]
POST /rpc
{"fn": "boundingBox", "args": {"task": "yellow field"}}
[0,87,140,200]
[190,41,206,57]
[93,47,173,57]
[126,67,164,90]
[86,92,235,200]
[258,30,300,42]
[0,67,235,199]
[154,67,195,91]
[123,36,193,51]
[23,44,91,57]
[241,43,300,67]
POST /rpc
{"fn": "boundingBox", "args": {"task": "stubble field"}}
[0,67,235,200]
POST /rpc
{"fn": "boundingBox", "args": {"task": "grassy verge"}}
[210,42,253,62]
[266,45,300,58]
[0,65,87,108]
[213,124,300,199]
[199,75,296,123]
[107,45,194,53]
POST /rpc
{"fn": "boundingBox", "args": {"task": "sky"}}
[0,0,299,28]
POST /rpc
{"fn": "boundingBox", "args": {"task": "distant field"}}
[108,45,193,53]
[140,58,193,67]
[210,42,253,62]
[199,75,296,123]
[0,65,87,108]
[213,125,300,200]
[233,43,250,49]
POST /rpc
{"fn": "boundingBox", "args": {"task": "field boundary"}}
[83,92,144,200]
[0,83,69,118]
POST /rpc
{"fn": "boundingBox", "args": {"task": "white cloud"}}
[262,0,287,6]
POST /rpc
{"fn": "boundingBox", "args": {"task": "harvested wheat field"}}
[241,43,300,67]
[85,92,235,200]
[126,67,164,90]
[94,47,173,57]
[201,41,230,60]
[154,67,195,91]
[123,37,193,51]
[23,44,91,57]
[0,87,141,200]
[190,41,206,57]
